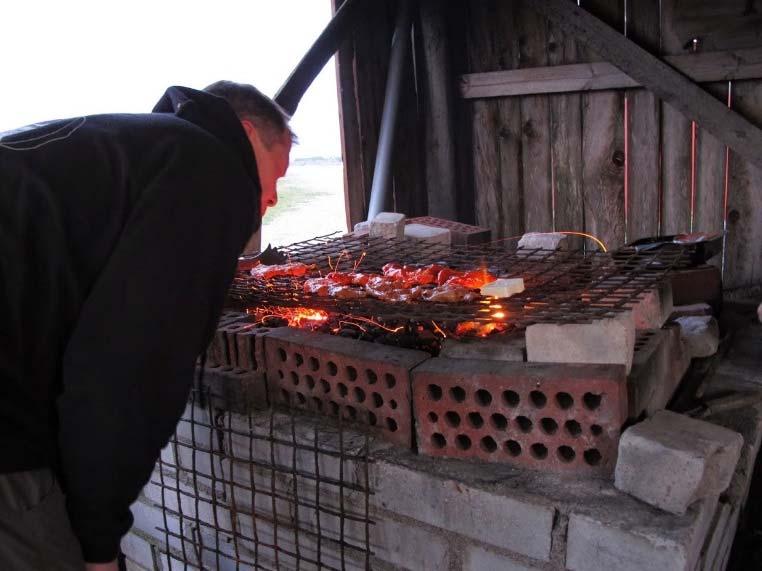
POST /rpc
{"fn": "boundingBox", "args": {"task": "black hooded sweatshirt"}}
[0,86,259,562]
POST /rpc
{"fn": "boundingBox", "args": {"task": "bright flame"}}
[492,311,506,319]
[249,306,329,328]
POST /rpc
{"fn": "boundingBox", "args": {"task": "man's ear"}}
[241,120,255,138]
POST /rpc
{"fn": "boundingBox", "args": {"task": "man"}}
[0,81,293,570]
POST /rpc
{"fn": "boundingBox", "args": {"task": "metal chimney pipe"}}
[366,0,412,221]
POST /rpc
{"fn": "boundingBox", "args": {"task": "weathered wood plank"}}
[625,0,660,243]
[418,0,458,220]
[496,3,524,239]
[458,46,762,99]
[467,1,504,236]
[659,0,691,235]
[547,22,585,249]
[695,82,729,238]
[580,0,625,251]
[518,4,552,233]
[663,0,762,53]
[525,0,762,172]
[724,79,762,289]
[332,0,365,228]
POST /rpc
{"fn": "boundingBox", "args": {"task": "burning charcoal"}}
[262,316,289,328]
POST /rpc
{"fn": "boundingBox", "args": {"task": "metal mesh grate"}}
[229,234,689,330]
[153,383,374,570]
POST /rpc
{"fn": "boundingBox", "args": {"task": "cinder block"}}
[631,281,673,329]
[518,232,568,250]
[566,497,717,571]
[526,311,636,373]
[369,516,451,570]
[614,411,743,515]
[627,326,689,419]
[263,327,430,447]
[404,223,452,245]
[675,316,720,359]
[370,212,406,239]
[463,545,542,571]
[439,334,525,362]
[374,460,555,561]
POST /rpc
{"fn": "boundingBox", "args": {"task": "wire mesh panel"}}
[153,385,374,570]
[229,234,689,331]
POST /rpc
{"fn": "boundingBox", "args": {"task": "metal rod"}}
[274,0,363,116]
[367,0,413,221]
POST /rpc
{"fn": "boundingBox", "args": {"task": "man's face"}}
[242,121,291,217]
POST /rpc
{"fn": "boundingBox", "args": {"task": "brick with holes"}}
[262,328,430,447]
[412,358,628,474]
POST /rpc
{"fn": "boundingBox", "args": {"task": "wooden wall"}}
[334,0,762,291]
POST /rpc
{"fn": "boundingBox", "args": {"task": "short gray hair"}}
[204,80,296,148]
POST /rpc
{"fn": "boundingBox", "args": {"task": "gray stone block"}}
[526,311,636,373]
[463,545,541,571]
[615,411,743,514]
[373,461,555,561]
[676,316,720,358]
[566,498,717,571]
[370,212,406,239]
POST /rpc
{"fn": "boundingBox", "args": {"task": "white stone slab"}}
[404,223,452,244]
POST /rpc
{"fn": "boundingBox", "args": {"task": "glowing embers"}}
[248,306,330,329]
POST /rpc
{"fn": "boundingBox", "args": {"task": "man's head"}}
[204,80,294,217]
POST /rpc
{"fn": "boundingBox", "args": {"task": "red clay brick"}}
[412,358,628,475]
[263,328,430,447]
[406,216,491,245]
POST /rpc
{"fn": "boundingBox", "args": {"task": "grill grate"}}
[153,384,374,570]
[229,234,689,331]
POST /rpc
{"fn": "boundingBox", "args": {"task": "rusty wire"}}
[228,233,690,331]
[153,385,374,570]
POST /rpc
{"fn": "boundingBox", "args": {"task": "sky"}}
[0,0,342,159]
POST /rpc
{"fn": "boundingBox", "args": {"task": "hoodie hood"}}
[153,86,262,233]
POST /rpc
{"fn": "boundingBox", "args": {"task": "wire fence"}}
[152,382,374,571]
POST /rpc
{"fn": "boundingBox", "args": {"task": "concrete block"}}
[373,460,555,561]
[370,212,406,239]
[413,358,627,474]
[676,316,720,358]
[631,281,673,329]
[463,545,541,571]
[627,326,690,419]
[353,221,370,235]
[404,223,452,245]
[439,334,525,362]
[370,516,451,571]
[526,311,636,373]
[614,411,743,514]
[566,497,717,571]
[518,232,568,250]
[199,366,269,413]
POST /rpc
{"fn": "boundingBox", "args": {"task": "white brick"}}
[615,411,743,515]
[404,223,452,245]
[676,316,720,358]
[373,461,554,561]
[566,497,717,571]
[370,212,406,239]
[371,517,450,571]
[526,311,636,373]
[463,544,541,571]
[121,532,159,571]
[518,232,568,250]
[631,282,673,329]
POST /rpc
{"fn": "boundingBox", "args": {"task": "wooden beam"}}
[459,46,762,99]
[523,0,762,172]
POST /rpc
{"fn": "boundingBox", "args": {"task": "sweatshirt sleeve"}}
[57,142,255,562]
